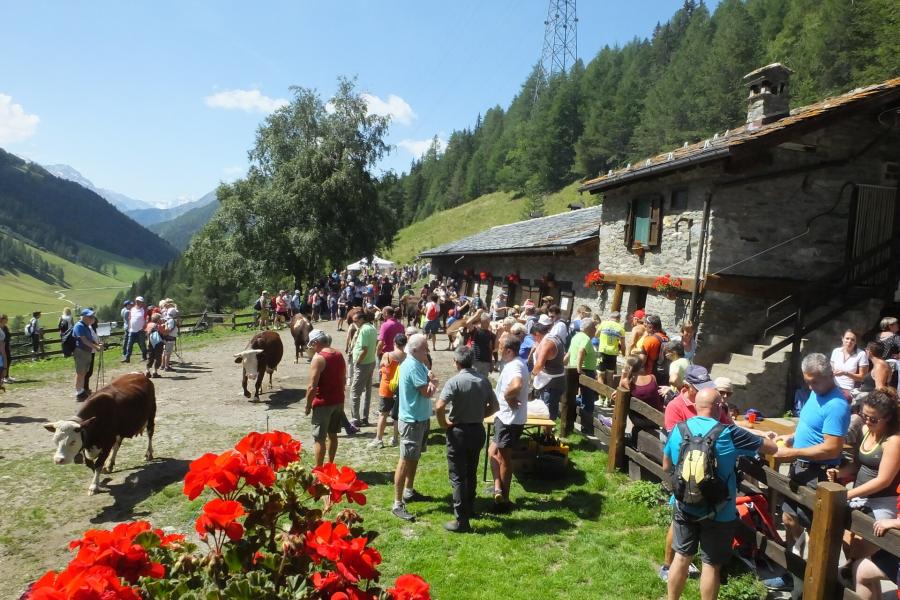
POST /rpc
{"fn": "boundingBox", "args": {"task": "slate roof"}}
[579,77,900,193]
[419,206,602,257]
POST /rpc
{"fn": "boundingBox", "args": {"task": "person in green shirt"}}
[598,311,626,386]
[565,319,599,436]
[350,311,378,426]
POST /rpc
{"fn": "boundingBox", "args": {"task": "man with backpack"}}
[640,314,670,383]
[27,311,43,359]
[663,387,777,600]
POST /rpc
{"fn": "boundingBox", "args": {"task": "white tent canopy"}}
[346,255,395,272]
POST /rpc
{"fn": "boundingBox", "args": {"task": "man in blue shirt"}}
[663,388,777,599]
[774,352,851,543]
[392,333,437,522]
[72,309,103,401]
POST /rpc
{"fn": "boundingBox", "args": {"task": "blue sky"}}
[0,1,716,208]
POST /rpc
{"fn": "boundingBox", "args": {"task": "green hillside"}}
[149,199,219,250]
[384,183,587,264]
[0,238,147,321]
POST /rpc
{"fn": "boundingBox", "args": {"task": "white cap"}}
[135,296,145,302]
[537,314,553,326]
[307,329,327,348]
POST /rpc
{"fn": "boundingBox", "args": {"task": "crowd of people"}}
[296,271,900,599]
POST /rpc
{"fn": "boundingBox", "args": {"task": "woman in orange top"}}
[368,333,408,450]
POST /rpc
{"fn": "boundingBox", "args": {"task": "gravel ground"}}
[0,319,463,598]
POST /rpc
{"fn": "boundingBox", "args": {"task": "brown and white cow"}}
[44,373,156,495]
[234,330,283,400]
[289,313,312,363]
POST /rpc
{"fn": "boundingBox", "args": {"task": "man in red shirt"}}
[305,329,347,467]
[639,314,668,376]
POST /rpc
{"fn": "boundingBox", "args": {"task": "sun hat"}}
[684,365,717,390]
[537,314,553,326]
[307,329,327,348]
[135,296,145,303]
[714,377,734,394]
[167,307,179,317]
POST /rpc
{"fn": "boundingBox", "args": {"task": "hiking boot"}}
[120,358,130,363]
[402,489,426,502]
[391,504,416,522]
[688,563,699,577]
[444,519,470,533]
[345,424,360,436]
[658,565,669,582]
[367,439,385,449]
[761,575,793,591]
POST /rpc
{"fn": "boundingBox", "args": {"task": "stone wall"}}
[594,112,900,363]
[429,245,600,319]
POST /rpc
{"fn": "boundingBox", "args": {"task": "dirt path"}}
[0,320,462,598]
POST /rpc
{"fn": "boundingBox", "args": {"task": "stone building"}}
[419,206,603,320]
[579,65,900,413]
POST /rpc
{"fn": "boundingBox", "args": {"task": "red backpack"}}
[426,302,439,321]
[733,494,783,559]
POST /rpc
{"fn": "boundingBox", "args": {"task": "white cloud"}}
[0,94,39,144]
[398,137,446,158]
[204,89,288,114]
[362,93,416,125]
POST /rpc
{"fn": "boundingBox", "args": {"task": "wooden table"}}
[734,416,797,469]
[482,414,556,482]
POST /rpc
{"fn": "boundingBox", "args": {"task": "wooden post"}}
[231,313,236,330]
[802,482,847,600]
[607,386,631,473]
[611,283,624,313]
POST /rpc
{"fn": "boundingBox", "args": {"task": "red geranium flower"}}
[388,574,431,600]
[28,565,142,600]
[331,586,377,600]
[153,528,186,548]
[334,537,382,583]
[235,430,302,471]
[67,521,165,584]
[311,463,369,505]
[305,521,351,563]
[195,499,245,542]
[182,450,244,499]
[312,570,344,593]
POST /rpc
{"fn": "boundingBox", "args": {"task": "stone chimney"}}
[743,63,793,128]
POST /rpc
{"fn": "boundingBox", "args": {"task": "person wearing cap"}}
[160,307,179,372]
[663,387,777,599]
[121,296,148,363]
[564,318,599,436]
[256,290,269,329]
[519,300,537,335]
[626,308,647,356]
[597,311,626,386]
[714,377,736,416]
[462,309,495,377]
[73,309,103,400]
[305,330,347,467]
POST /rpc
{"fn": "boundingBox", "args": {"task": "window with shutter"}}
[633,197,652,245]
[625,200,635,248]
[648,196,662,247]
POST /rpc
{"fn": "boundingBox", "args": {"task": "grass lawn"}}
[0,238,149,321]
[385,183,590,264]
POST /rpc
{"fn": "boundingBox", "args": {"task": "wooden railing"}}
[577,373,900,600]
[6,311,252,361]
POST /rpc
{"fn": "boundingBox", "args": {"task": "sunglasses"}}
[862,414,882,425]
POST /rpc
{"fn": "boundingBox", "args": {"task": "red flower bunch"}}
[28,521,176,599]
[29,566,142,600]
[388,574,431,600]
[183,430,302,499]
[479,271,491,281]
[311,463,369,505]
[584,269,605,289]
[652,274,684,293]
[305,521,382,585]
[195,498,245,544]
[506,273,520,284]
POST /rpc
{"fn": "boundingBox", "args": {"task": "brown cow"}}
[44,373,156,495]
[290,313,312,363]
[234,330,284,401]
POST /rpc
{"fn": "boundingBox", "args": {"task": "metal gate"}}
[849,184,896,285]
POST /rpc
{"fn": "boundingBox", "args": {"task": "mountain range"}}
[148,196,219,250]
[0,148,177,266]
[42,163,154,212]
[126,189,218,227]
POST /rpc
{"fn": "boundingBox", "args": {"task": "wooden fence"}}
[7,310,260,361]
[575,372,900,600]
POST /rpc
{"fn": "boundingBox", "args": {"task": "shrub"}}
[718,572,767,600]
[620,480,667,509]
[26,430,429,600]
